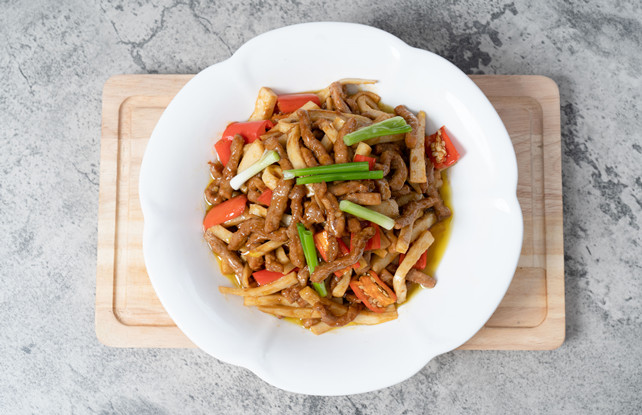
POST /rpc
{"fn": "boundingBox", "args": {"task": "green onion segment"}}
[283,162,369,180]
[342,116,412,146]
[295,170,383,185]
[296,223,327,297]
[230,150,281,190]
[312,280,328,298]
[339,200,395,230]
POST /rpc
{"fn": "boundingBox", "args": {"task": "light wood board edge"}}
[95,75,196,348]
[95,74,564,350]
[459,75,565,350]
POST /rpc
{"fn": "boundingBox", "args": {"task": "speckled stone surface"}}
[1,0,641,413]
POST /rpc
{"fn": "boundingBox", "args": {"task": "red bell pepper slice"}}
[353,154,376,170]
[425,126,460,169]
[314,231,358,277]
[277,94,321,113]
[313,231,332,262]
[214,137,233,167]
[222,120,274,144]
[365,224,381,250]
[215,120,274,166]
[336,238,350,256]
[399,250,428,270]
[350,224,381,251]
[335,238,359,276]
[256,189,273,206]
[252,269,285,286]
[349,271,397,313]
[203,195,247,230]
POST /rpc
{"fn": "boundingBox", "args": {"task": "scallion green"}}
[229,150,280,190]
[312,280,327,297]
[342,116,412,146]
[296,223,327,296]
[339,200,396,230]
[295,170,383,185]
[283,162,369,180]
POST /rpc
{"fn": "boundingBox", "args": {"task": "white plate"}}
[139,22,523,395]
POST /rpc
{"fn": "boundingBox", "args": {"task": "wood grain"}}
[96,74,564,350]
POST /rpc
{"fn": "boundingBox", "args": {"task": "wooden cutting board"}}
[95,75,564,350]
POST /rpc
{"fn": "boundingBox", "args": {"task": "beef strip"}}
[264,136,295,232]
[344,95,359,113]
[246,176,267,203]
[406,268,436,288]
[430,190,451,220]
[329,82,351,114]
[265,251,284,273]
[209,160,224,182]
[425,157,436,187]
[347,217,362,234]
[218,135,244,200]
[204,229,244,279]
[300,146,328,198]
[361,179,376,192]
[303,200,325,225]
[246,243,264,271]
[391,184,411,197]
[310,227,376,283]
[300,145,318,165]
[285,183,306,268]
[228,218,265,250]
[205,161,225,204]
[265,135,293,169]
[313,302,362,327]
[325,234,339,262]
[287,184,306,267]
[379,150,408,190]
[282,285,309,307]
[204,180,223,205]
[425,163,451,220]
[247,227,288,246]
[287,224,306,268]
[229,217,288,250]
[296,266,310,286]
[289,185,306,222]
[374,142,404,155]
[334,117,357,163]
[342,192,381,205]
[320,192,345,238]
[394,105,421,149]
[374,179,391,200]
[396,192,422,207]
[297,109,333,165]
[328,181,369,196]
[394,197,439,229]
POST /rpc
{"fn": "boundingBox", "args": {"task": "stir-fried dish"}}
[203,79,460,335]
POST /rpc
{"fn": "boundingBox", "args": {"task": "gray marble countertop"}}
[1,0,640,413]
